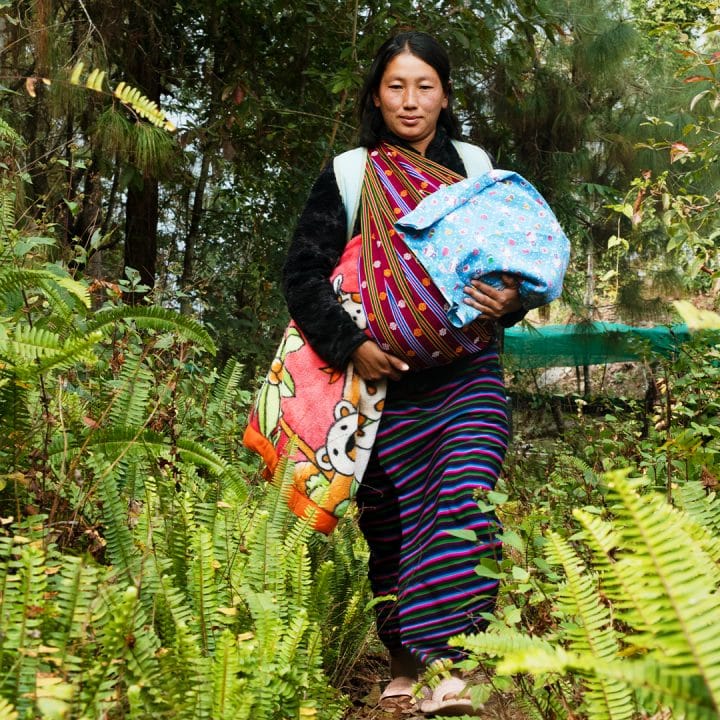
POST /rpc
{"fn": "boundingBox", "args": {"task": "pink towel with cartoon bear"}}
[243,234,385,534]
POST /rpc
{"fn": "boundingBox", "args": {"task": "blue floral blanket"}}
[395,169,570,327]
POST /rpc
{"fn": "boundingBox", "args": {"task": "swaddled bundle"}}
[395,170,570,328]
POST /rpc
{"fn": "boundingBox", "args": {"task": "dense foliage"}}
[1,1,719,719]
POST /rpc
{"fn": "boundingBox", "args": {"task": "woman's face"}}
[373,51,448,155]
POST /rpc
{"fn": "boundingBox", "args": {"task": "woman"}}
[282,31,524,715]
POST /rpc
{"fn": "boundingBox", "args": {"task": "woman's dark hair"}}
[357,31,462,147]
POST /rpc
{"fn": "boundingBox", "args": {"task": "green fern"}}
[69,62,175,131]
[47,554,101,669]
[675,480,720,543]
[576,510,663,644]
[0,698,18,720]
[0,117,23,149]
[459,469,720,718]
[85,305,217,354]
[92,457,142,582]
[0,187,15,242]
[0,268,90,312]
[1,540,46,717]
[210,358,244,409]
[190,526,221,653]
[596,471,720,695]
[212,630,243,720]
[544,531,634,720]
[107,354,154,427]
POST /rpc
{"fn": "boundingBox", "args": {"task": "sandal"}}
[419,675,480,717]
[379,675,418,712]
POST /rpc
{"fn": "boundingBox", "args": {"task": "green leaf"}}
[475,559,503,579]
[447,528,478,542]
[511,565,530,581]
[673,301,720,331]
[487,491,509,505]
[498,529,524,551]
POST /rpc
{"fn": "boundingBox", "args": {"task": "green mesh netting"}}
[503,323,712,369]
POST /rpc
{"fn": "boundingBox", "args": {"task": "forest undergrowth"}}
[2,38,720,714]
[342,331,720,720]
[1,189,719,718]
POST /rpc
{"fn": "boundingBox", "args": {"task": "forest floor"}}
[340,652,528,720]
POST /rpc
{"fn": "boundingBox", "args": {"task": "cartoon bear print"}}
[333,275,366,330]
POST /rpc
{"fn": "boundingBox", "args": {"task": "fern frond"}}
[0,268,90,310]
[1,540,47,717]
[0,698,18,720]
[175,437,246,491]
[307,560,335,627]
[5,325,98,374]
[114,81,176,131]
[157,573,195,634]
[97,584,165,712]
[576,509,662,638]
[211,358,244,408]
[237,459,297,599]
[243,590,280,662]
[545,531,634,720]
[457,627,558,660]
[675,481,720,551]
[108,354,154,427]
[0,187,15,240]
[212,630,242,720]
[48,554,103,668]
[190,526,220,653]
[275,608,310,669]
[0,117,24,149]
[92,458,141,582]
[548,453,600,488]
[34,331,101,374]
[582,470,720,706]
[86,305,216,353]
[55,428,238,488]
[167,621,212,720]
[68,62,175,131]
[37,271,93,326]
[5,323,60,358]
[591,659,717,720]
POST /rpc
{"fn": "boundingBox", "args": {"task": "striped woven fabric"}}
[359,144,494,369]
[356,348,509,664]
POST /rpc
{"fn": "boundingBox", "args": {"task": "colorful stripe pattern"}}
[359,144,494,370]
[356,349,508,664]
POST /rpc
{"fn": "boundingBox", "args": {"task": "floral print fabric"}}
[395,170,570,327]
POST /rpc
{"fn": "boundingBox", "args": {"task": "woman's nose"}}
[403,88,418,107]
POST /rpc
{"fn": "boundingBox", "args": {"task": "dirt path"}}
[339,655,527,720]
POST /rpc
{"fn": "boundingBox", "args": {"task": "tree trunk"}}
[179,151,211,315]
[124,181,159,301]
[122,7,161,303]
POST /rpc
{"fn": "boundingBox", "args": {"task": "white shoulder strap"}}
[333,142,492,241]
[451,140,493,176]
[333,147,367,243]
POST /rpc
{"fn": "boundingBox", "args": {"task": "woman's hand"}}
[463,274,523,319]
[351,340,409,382]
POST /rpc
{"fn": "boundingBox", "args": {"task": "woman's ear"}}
[373,92,380,108]
[443,81,451,108]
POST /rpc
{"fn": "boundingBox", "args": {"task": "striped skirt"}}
[356,348,509,665]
